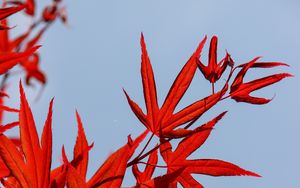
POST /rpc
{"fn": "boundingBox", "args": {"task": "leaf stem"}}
[137,161,168,168]
[135,132,154,160]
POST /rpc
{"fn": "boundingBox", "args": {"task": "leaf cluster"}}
[0,1,292,188]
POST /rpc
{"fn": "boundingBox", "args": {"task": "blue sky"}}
[5,0,300,187]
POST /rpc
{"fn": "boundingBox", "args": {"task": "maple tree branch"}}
[0,12,57,97]
[137,132,154,158]
[127,108,216,168]
[127,138,171,167]
[137,161,168,168]
[128,132,155,167]
[31,18,43,29]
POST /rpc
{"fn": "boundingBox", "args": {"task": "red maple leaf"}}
[124,34,227,137]
[159,112,260,187]
[42,1,67,24]
[0,82,53,187]
[230,57,293,104]
[63,129,149,187]
[196,35,234,93]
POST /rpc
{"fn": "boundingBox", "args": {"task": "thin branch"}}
[137,161,168,168]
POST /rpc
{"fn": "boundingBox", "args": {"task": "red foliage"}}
[0,2,291,188]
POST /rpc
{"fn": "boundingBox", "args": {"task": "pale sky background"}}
[4,0,300,187]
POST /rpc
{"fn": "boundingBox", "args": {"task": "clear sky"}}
[6,0,300,187]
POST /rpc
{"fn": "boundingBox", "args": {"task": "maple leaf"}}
[0,81,53,188]
[62,129,148,187]
[42,1,67,24]
[196,36,234,92]
[52,110,149,187]
[230,57,292,104]
[0,4,55,86]
[20,26,48,86]
[124,34,227,137]
[159,112,260,187]
[42,4,58,22]
[22,53,47,86]
[49,111,91,188]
